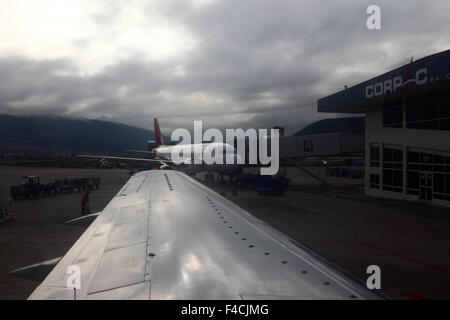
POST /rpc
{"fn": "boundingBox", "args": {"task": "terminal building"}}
[318,49,450,207]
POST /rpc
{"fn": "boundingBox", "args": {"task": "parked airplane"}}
[78,118,243,176]
[11,169,383,300]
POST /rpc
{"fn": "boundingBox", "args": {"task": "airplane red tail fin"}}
[154,118,165,148]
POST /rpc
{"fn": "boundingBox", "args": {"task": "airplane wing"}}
[124,149,155,154]
[76,154,172,164]
[76,154,194,165]
[28,170,381,300]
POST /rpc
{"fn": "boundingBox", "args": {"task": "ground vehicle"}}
[40,182,59,197]
[255,175,286,196]
[117,163,128,169]
[9,176,41,200]
[325,167,364,179]
[54,179,78,193]
[9,176,101,200]
[54,177,101,193]
[83,177,101,190]
[97,159,113,169]
[238,173,260,189]
[237,173,286,196]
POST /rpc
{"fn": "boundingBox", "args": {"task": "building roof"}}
[294,117,364,136]
[318,49,450,113]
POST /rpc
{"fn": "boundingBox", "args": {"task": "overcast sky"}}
[0,0,449,135]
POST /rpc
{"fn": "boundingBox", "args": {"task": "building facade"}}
[318,50,450,207]
[279,132,364,159]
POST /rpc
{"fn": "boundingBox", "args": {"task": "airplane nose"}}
[233,154,244,173]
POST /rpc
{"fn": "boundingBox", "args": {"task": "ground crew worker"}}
[231,176,238,196]
[81,191,90,216]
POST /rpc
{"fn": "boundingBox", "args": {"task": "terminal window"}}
[370,174,380,189]
[407,150,450,201]
[382,99,403,128]
[406,89,450,131]
[370,143,380,167]
[383,147,403,193]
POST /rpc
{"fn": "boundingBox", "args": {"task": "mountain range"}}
[0,114,158,155]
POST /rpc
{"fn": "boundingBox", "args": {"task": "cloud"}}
[0,0,449,135]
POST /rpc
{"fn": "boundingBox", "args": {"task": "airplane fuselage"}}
[154,142,243,175]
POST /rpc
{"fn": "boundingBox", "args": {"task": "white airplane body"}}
[78,118,243,176]
[155,142,242,175]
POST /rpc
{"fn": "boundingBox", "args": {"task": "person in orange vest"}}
[81,191,90,216]
[8,199,15,220]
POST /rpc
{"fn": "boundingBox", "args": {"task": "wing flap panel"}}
[88,242,148,294]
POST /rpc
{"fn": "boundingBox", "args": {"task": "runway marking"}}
[387,290,428,300]
[300,239,450,274]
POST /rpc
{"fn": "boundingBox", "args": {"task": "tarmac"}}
[0,167,129,299]
[0,166,449,300]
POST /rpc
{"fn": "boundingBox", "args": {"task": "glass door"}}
[419,172,433,201]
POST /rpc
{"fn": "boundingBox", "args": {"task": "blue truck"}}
[238,173,286,196]
[9,176,42,200]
